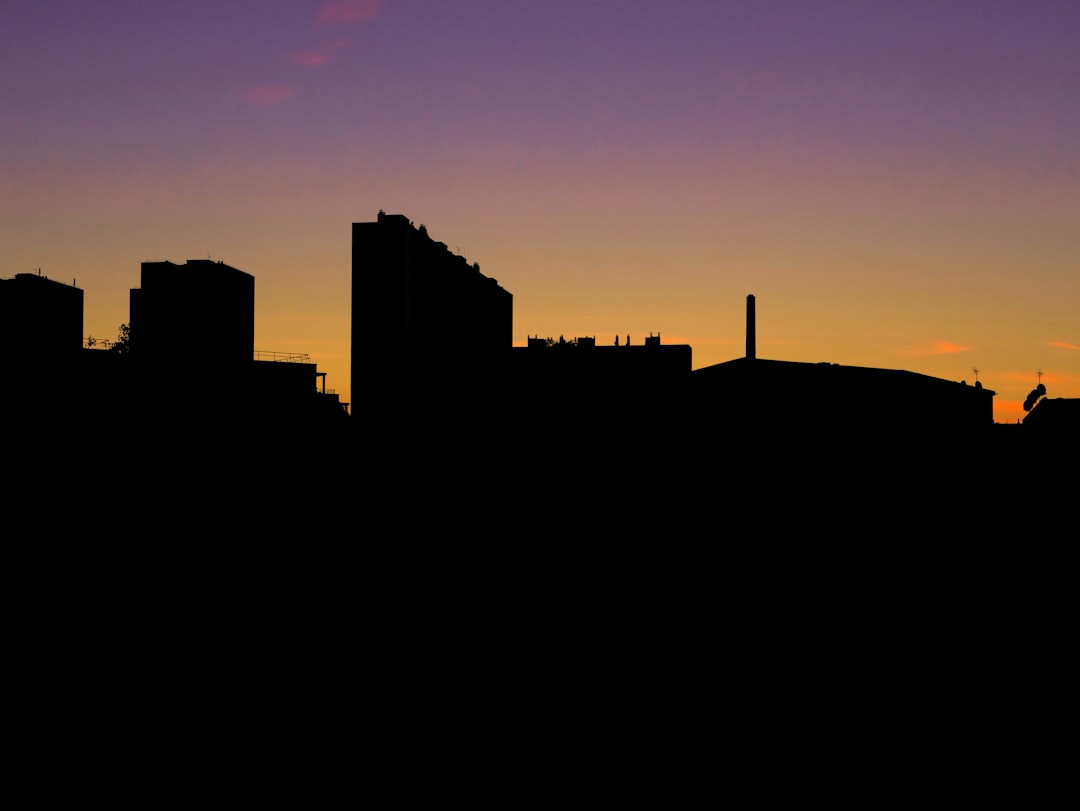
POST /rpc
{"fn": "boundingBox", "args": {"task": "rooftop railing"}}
[253,351,312,363]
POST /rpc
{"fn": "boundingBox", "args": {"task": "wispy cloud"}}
[287,50,337,67]
[240,83,298,107]
[246,2,382,106]
[896,341,973,357]
[1049,341,1080,352]
[286,39,355,67]
[316,0,385,26]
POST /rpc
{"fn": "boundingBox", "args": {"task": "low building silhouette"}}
[511,333,692,413]
[503,333,695,457]
[691,295,996,447]
[693,357,995,436]
[1022,396,1080,438]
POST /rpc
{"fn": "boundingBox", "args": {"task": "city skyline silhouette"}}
[7,8,1078,773]
[2,207,1075,719]
[3,2,1078,427]
[3,210,1074,461]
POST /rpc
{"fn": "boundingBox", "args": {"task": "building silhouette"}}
[1,272,86,424]
[511,333,692,418]
[130,259,254,369]
[352,212,513,419]
[4,217,1076,470]
[0,271,83,361]
[691,295,996,444]
[1021,396,1080,438]
[127,259,346,428]
[1,260,346,439]
[345,216,1032,454]
[129,259,253,423]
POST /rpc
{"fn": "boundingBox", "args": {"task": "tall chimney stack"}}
[746,294,756,360]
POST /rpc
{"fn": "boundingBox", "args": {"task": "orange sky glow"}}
[2,1,1077,424]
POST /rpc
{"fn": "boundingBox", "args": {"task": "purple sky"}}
[3,0,1078,422]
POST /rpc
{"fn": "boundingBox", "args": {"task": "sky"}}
[2,0,1078,424]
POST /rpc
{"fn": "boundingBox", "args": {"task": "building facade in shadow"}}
[1,272,86,426]
[691,295,996,442]
[1,261,346,454]
[352,212,513,424]
[508,333,694,454]
[130,260,254,370]
[1021,395,1080,440]
[127,259,346,431]
[1,271,84,360]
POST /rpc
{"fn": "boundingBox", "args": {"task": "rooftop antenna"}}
[972,366,979,383]
[1036,368,1044,385]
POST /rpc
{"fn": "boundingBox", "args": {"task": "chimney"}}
[746,294,756,360]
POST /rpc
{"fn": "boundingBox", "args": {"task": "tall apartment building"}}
[352,212,513,415]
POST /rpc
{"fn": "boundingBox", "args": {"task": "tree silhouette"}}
[109,323,131,355]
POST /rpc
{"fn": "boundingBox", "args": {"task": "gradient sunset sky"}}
[3,0,1077,422]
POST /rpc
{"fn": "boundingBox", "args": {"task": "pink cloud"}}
[288,51,336,67]
[897,341,972,357]
[1049,341,1080,351]
[286,39,356,67]
[316,0,385,26]
[240,83,299,107]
